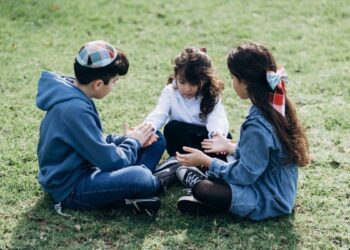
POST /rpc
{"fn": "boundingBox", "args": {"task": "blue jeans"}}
[136,131,165,172]
[62,132,165,210]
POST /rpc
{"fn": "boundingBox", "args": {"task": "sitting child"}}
[144,46,231,162]
[36,40,170,216]
[175,42,309,221]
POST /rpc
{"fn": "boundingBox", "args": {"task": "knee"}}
[164,120,181,136]
[192,180,211,201]
[132,166,160,195]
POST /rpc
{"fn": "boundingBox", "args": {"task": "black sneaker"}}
[177,195,214,215]
[183,188,192,196]
[153,160,181,191]
[176,166,207,188]
[154,157,178,173]
[124,197,160,217]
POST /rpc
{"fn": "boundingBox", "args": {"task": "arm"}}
[207,122,273,186]
[143,86,172,131]
[64,103,142,172]
[206,98,229,137]
[105,134,126,146]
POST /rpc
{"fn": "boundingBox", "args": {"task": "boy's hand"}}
[201,132,236,155]
[123,123,131,136]
[176,146,212,169]
[124,123,154,147]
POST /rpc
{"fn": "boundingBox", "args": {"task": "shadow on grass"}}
[10,190,299,249]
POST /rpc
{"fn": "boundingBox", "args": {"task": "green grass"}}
[0,0,349,249]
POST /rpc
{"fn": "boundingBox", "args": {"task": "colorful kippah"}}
[76,40,117,68]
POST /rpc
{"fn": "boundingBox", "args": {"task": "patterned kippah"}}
[76,40,117,68]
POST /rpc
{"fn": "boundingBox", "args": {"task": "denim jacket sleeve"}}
[208,118,274,186]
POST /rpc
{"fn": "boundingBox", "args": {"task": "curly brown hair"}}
[168,46,224,120]
[227,42,309,166]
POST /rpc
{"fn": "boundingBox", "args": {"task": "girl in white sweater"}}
[144,47,230,160]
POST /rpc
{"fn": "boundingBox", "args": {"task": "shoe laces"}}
[184,170,203,187]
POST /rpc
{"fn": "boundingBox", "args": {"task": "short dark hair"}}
[74,48,129,85]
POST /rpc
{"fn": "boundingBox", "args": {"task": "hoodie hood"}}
[36,71,90,111]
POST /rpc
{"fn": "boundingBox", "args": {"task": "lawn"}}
[0,0,349,249]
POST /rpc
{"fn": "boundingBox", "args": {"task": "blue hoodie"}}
[36,71,141,202]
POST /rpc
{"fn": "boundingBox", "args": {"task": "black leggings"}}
[163,120,232,161]
[192,179,232,212]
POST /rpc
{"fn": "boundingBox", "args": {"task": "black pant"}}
[163,120,232,161]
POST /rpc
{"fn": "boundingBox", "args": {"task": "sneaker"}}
[176,166,207,188]
[124,197,160,217]
[153,161,181,191]
[154,157,178,173]
[177,195,213,215]
[183,188,192,196]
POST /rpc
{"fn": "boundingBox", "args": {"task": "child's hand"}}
[201,132,236,155]
[138,122,158,148]
[176,146,212,169]
[142,133,159,148]
[124,122,154,147]
[123,123,128,136]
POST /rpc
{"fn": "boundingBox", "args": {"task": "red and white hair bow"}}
[266,67,288,117]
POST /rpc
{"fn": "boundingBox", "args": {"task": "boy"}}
[36,40,170,216]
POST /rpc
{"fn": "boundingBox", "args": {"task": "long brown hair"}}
[168,46,224,120]
[227,42,309,166]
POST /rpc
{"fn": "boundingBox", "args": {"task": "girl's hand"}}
[201,132,236,155]
[138,122,157,148]
[142,133,159,148]
[176,146,212,169]
[124,123,154,147]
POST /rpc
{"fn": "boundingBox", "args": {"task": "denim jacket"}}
[208,105,298,221]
